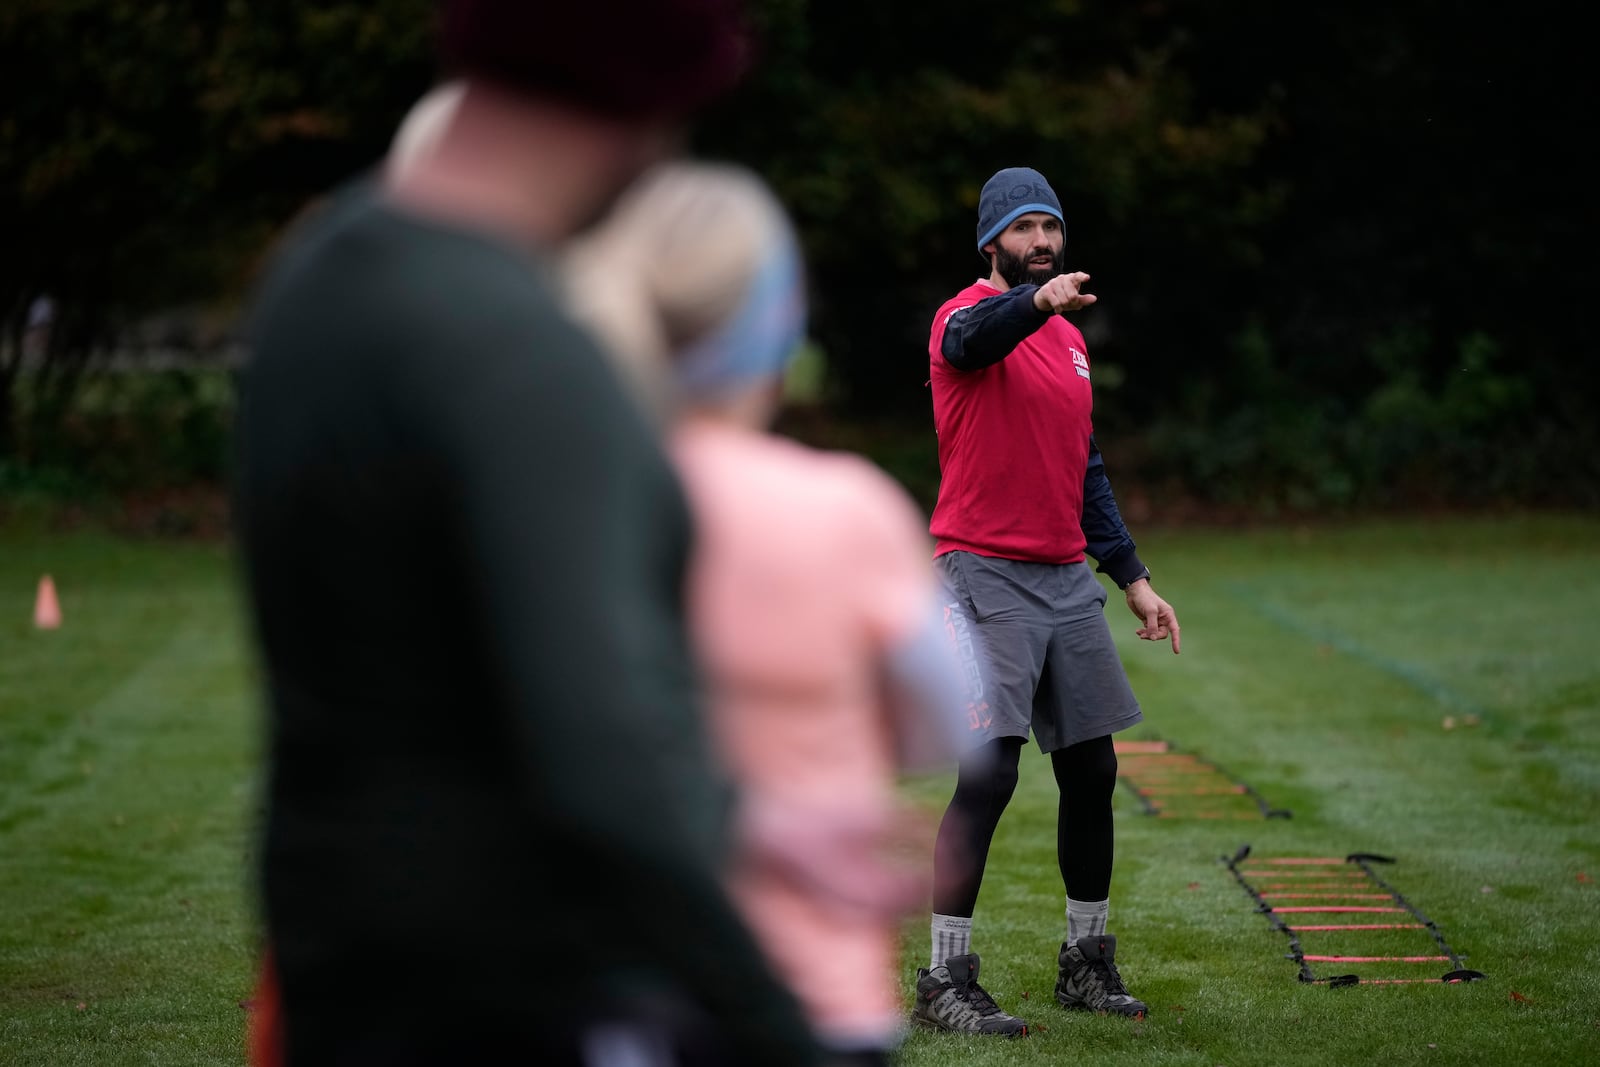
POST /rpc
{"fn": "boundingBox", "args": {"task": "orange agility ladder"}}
[1113,738,1290,820]
[1221,844,1485,986]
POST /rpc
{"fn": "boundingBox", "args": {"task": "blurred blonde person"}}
[565,163,973,1066]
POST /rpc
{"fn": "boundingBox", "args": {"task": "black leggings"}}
[931,735,1118,916]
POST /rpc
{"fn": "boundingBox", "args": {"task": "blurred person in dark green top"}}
[232,3,824,1065]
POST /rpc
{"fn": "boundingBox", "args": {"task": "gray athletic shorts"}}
[936,551,1143,753]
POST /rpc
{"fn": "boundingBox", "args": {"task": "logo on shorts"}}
[944,601,993,731]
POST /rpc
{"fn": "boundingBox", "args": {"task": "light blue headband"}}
[673,233,806,398]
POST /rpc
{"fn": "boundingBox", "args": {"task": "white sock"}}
[1066,897,1109,943]
[930,914,973,967]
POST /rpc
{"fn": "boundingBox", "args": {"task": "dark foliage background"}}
[3,0,1594,517]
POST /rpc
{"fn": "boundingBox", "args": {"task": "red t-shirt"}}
[928,279,1094,563]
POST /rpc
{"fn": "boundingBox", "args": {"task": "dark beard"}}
[993,243,1066,289]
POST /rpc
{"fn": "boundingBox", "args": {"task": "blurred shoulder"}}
[690,429,924,537]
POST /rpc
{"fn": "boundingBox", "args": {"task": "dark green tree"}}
[1142,0,1596,505]
[0,0,434,460]
[3,0,1590,506]
[698,0,1279,424]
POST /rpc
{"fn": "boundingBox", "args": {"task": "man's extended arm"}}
[939,272,1098,370]
[938,286,1050,370]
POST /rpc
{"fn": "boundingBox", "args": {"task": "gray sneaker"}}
[1055,934,1148,1017]
[911,953,1028,1036]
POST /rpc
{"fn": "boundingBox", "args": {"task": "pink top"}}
[671,420,938,1043]
[928,278,1095,563]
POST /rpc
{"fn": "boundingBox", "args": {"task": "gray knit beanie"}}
[975,167,1063,251]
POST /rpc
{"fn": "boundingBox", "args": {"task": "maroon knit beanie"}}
[438,0,752,120]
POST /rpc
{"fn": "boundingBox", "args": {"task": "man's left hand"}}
[1125,579,1181,654]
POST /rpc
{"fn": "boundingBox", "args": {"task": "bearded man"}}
[909,166,1182,1037]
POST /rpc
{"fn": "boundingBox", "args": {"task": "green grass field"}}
[1,525,259,1066]
[3,513,1597,1065]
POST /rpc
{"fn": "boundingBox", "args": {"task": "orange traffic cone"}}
[34,575,62,630]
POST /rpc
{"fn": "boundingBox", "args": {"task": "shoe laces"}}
[956,978,1005,1016]
[1085,956,1130,997]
